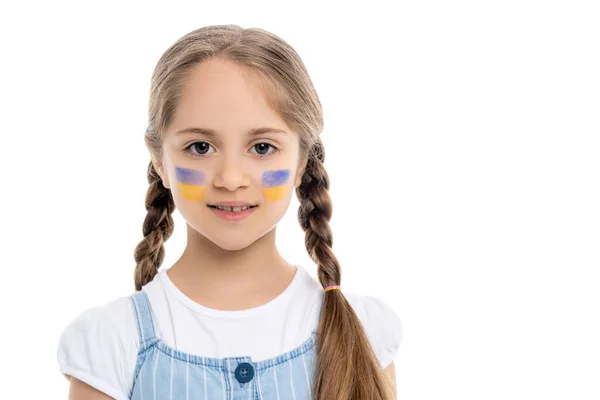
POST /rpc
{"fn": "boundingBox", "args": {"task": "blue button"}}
[234,362,255,383]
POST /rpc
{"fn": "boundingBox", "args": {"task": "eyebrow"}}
[175,126,289,137]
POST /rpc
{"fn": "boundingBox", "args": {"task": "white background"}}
[1,1,599,399]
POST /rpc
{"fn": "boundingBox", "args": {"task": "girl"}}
[57,24,402,400]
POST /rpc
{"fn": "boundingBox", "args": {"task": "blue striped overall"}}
[128,290,318,399]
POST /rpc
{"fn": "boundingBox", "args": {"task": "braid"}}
[296,140,340,287]
[133,160,175,291]
[297,139,395,399]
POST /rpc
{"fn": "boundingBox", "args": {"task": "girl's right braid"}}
[133,160,175,291]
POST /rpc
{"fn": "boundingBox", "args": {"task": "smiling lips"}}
[207,201,258,221]
[214,205,253,212]
[208,205,257,221]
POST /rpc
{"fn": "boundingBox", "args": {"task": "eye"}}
[250,143,278,157]
[186,141,215,157]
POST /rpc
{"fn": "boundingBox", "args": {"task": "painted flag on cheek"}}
[262,169,291,201]
[175,166,207,201]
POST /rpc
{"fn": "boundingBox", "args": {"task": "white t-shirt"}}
[57,264,403,399]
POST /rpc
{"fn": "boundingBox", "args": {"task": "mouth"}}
[207,204,258,212]
[207,202,258,221]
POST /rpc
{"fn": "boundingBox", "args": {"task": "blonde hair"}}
[133,25,395,400]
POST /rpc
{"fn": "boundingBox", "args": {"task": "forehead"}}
[170,58,288,135]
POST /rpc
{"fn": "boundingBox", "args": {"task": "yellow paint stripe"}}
[262,186,287,202]
[178,182,207,201]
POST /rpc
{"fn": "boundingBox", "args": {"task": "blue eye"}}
[251,143,278,157]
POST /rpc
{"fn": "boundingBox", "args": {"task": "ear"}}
[294,156,308,187]
[152,158,171,189]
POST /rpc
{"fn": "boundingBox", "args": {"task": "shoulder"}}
[296,266,404,368]
[345,292,403,369]
[57,295,139,400]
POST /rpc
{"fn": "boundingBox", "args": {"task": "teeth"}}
[216,205,251,212]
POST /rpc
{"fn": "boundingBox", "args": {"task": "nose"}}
[212,154,250,191]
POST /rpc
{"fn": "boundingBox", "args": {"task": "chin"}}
[199,227,274,251]
[182,207,284,251]
[210,235,256,251]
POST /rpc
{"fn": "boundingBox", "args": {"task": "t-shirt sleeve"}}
[57,303,132,400]
[347,293,403,369]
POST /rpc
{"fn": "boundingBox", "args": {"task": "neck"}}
[168,225,295,302]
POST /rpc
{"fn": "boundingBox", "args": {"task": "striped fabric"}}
[128,291,318,399]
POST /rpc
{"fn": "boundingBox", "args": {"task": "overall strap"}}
[129,290,157,349]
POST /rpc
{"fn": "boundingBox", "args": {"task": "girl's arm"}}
[67,375,115,400]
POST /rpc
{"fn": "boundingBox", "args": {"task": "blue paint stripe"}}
[262,169,291,187]
[176,166,206,185]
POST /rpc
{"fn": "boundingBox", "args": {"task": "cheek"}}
[174,166,207,201]
[261,169,292,202]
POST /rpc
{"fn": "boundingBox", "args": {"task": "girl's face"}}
[155,58,306,250]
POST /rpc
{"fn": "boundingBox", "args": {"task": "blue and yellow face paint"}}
[175,166,207,201]
[262,169,291,201]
